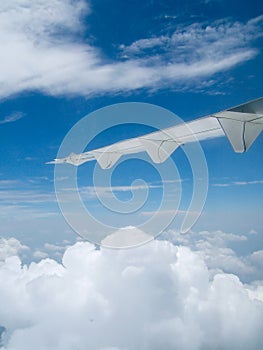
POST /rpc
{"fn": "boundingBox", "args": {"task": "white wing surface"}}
[47,97,263,169]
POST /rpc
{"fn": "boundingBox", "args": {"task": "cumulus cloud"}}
[0,1,262,99]
[164,229,263,282]
[0,238,29,261]
[0,235,263,350]
[101,226,152,248]
[33,250,49,260]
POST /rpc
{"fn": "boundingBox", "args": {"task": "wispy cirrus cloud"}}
[213,179,263,187]
[0,112,25,124]
[62,179,182,200]
[80,182,167,199]
[120,17,262,61]
[0,178,57,221]
[0,190,56,205]
[0,1,262,99]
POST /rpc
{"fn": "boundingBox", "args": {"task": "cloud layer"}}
[0,1,262,99]
[164,229,263,282]
[0,236,263,350]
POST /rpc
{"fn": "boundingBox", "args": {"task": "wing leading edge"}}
[47,97,263,169]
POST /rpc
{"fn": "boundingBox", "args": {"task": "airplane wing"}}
[47,97,263,169]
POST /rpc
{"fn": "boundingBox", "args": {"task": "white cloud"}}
[249,229,258,235]
[79,182,164,200]
[0,235,263,349]
[0,183,60,236]
[213,179,263,187]
[44,243,68,252]
[0,238,29,261]
[101,226,152,248]
[0,112,25,125]
[120,36,168,54]
[33,250,49,260]
[0,188,56,206]
[164,229,263,281]
[0,180,21,188]
[250,250,263,267]
[0,1,262,99]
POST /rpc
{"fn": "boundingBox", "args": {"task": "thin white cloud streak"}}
[141,209,199,216]
[72,179,183,200]
[0,180,21,188]
[213,179,263,187]
[0,112,25,125]
[80,183,163,200]
[0,205,58,222]
[0,237,263,349]
[0,178,55,205]
[0,189,56,205]
[0,1,262,99]
[0,184,58,220]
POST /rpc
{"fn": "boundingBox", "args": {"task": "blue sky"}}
[0,0,262,247]
[1,1,263,349]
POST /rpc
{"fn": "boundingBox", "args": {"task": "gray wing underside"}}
[48,97,263,169]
